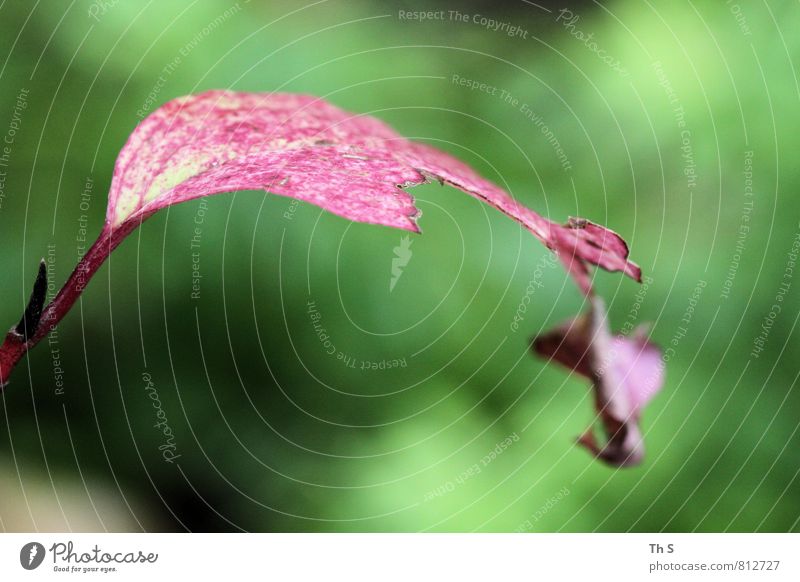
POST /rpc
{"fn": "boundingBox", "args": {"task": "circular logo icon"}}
[20,542,46,570]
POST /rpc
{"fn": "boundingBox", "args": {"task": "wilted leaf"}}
[106,90,639,293]
[532,297,664,467]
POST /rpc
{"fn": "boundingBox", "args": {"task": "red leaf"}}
[107,90,638,293]
[2,89,652,416]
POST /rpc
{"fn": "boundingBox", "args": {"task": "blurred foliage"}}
[0,0,798,531]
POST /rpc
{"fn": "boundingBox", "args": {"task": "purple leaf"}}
[106,90,639,293]
[532,298,664,467]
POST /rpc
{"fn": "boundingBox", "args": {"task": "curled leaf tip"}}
[532,297,663,467]
[549,217,641,295]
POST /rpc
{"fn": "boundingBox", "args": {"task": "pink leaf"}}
[1,90,652,408]
[532,298,664,467]
[106,90,639,293]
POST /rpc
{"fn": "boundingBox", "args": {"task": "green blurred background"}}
[0,0,798,532]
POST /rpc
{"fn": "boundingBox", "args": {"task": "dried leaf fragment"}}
[532,298,664,467]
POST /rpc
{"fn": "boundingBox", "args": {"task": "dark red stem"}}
[0,219,140,388]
